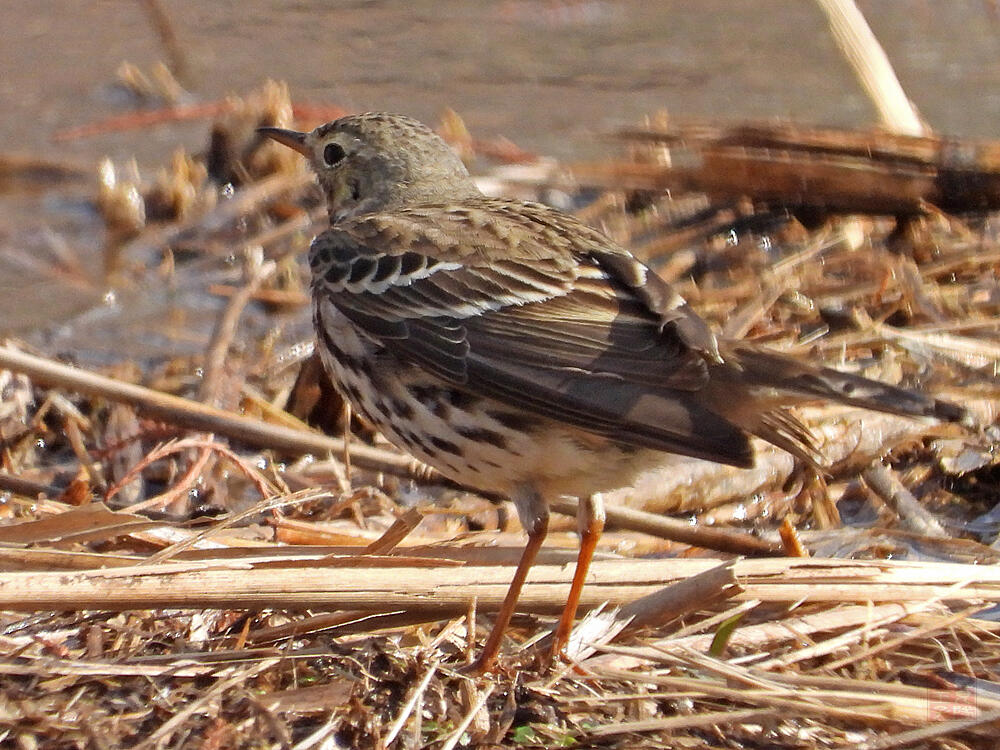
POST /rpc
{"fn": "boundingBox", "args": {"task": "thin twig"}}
[549,497,781,555]
[0,472,61,499]
[104,435,279,508]
[198,253,276,404]
[861,461,949,538]
[382,658,439,746]
[439,683,494,750]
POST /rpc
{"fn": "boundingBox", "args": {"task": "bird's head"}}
[259,113,480,221]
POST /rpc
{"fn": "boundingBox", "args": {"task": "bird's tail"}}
[708,342,970,465]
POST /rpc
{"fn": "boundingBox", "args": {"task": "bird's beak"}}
[257,127,309,155]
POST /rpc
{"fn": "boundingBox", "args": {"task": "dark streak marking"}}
[390,398,415,420]
[430,435,462,455]
[486,409,539,432]
[456,426,507,450]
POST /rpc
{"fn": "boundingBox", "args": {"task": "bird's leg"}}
[551,493,606,660]
[471,490,549,674]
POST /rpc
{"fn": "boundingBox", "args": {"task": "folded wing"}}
[310,199,757,467]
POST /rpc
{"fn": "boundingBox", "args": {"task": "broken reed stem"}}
[0,344,431,480]
[861,460,950,538]
[0,557,994,615]
[815,0,925,136]
[616,559,741,631]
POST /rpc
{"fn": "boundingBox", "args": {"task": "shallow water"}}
[5,1,1000,165]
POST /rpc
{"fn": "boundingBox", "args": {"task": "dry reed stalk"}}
[0,344,433,480]
[584,600,953,672]
[586,708,776,738]
[815,0,925,135]
[0,557,996,614]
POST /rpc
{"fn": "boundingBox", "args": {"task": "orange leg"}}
[551,493,605,660]
[470,509,549,674]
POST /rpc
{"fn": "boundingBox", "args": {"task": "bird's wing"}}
[311,199,754,466]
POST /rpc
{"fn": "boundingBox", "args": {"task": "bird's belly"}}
[313,300,655,498]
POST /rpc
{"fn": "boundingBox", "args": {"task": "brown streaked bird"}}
[260,114,967,673]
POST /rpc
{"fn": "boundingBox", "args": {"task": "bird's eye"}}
[323,142,346,166]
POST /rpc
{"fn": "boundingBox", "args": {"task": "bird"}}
[259,113,968,673]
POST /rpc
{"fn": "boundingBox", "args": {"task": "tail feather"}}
[709,343,971,464]
[725,344,968,424]
[790,364,967,424]
[754,408,823,467]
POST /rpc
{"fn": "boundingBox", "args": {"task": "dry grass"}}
[2,82,1000,749]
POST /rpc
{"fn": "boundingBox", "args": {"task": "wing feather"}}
[310,198,754,467]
